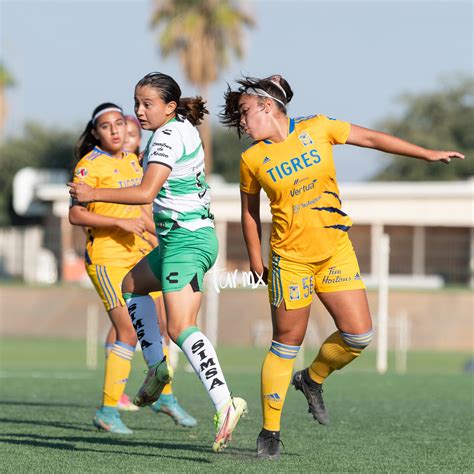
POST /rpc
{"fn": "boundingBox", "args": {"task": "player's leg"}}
[162,226,247,452]
[122,253,170,407]
[257,253,312,459]
[105,325,138,412]
[294,235,373,424]
[87,264,137,434]
[150,292,197,427]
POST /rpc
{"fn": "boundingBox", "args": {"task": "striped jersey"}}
[72,147,154,266]
[143,116,213,235]
[240,115,352,263]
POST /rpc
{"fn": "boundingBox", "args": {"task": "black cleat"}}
[292,369,329,425]
[257,429,281,460]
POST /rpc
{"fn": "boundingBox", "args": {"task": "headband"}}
[270,79,287,98]
[92,107,123,124]
[244,87,286,106]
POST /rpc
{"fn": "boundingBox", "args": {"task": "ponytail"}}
[74,120,98,161]
[177,96,208,126]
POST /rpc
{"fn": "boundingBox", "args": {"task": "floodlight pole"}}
[376,233,390,374]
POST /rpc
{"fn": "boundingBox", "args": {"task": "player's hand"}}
[424,150,465,164]
[117,217,146,236]
[250,266,268,285]
[68,182,95,203]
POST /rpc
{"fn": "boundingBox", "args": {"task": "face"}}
[124,120,141,153]
[238,94,272,141]
[134,85,177,131]
[92,111,126,153]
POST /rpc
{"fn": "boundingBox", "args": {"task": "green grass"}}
[0,338,472,472]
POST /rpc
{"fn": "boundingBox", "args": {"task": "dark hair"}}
[75,102,124,160]
[136,72,208,126]
[219,75,293,136]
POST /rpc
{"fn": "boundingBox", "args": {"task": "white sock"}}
[177,326,231,411]
[123,293,164,367]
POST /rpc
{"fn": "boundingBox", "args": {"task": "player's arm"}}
[241,190,268,282]
[346,124,465,164]
[68,164,170,205]
[68,205,146,236]
[140,205,157,236]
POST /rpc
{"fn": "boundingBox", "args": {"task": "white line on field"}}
[0,371,95,380]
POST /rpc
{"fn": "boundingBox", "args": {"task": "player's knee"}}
[166,323,181,344]
[121,271,133,294]
[340,329,374,350]
[117,328,137,347]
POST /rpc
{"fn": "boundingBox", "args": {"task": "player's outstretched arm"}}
[346,124,465,164]
[68,164,171,205]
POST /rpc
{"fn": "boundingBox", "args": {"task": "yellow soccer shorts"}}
[86,263,162,312]
[268,233,366,310]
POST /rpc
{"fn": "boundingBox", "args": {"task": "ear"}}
[264,98,273,113]
[91,128,99,140]
[166,101,178,116]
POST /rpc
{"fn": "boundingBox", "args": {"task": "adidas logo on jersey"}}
[354,273,361,280]
[263,156,271,164]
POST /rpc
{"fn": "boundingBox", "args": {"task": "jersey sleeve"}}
[71,159,99,208]
[147,127,184,170]
[323,116,351,145]
[240,156,261,194]
[73,159,97,187]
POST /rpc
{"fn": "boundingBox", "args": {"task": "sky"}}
[1,0,472,181]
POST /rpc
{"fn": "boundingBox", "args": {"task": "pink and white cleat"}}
[212,397,248,452]
[117,393,139,412]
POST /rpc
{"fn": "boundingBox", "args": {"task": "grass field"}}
[0,338,472,472]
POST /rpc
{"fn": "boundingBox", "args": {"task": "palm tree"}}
[0,63,15,138]
[150,0,255,174]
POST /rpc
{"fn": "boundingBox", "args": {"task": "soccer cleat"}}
[134,357,173,407]
[212,397,248,453]
[151,394,197,427]
[257,429,281,460]
[117,393,139,412]
[292,369,329,425]
[93,407,133,434]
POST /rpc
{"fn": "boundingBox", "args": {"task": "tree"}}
[374,77,473,181]
[212,126,251,182]
[150,0,255,174]
[0,123,77,225]
[0,62,15,137]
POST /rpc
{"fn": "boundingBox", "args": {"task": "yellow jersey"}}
[240,115,352,263]
[73,146,154,267]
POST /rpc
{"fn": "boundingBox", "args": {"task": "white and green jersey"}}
[143,116,214,235]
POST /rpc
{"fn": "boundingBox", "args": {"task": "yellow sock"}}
[308,331,362,384]
[261,340,300,432]
[102,342,134,407]
[161,344,173,395]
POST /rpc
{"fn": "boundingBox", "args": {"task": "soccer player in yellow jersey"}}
[220,75,465,459]
[70,103,195,433]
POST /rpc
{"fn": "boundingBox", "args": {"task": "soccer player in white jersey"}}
[69,72,247,452]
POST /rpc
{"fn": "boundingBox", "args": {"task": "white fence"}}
[0,226,57,284]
